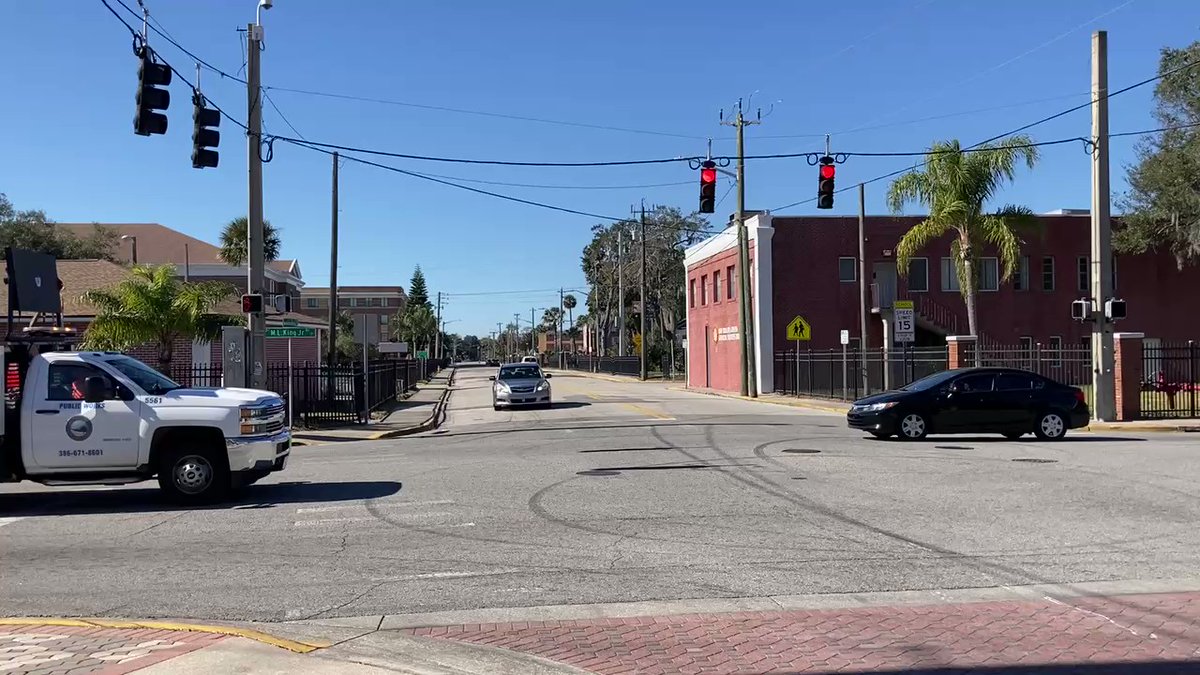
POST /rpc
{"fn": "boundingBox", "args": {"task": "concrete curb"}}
[0,617,325,654]
[1083,422,1200,433]
[369,369,456,440]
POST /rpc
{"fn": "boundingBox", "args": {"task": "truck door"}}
[28,360,142,469]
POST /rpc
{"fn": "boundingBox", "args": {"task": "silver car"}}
[491,363,552,410]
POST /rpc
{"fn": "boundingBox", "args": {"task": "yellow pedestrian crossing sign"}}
[786,315,811,341]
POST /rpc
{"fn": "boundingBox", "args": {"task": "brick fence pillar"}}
[946,335,976,370]
[1113,332,1144,421]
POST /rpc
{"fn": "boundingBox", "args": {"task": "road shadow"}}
[774,661,1200,674]
[0,480,403,516]
[550,401,591,409]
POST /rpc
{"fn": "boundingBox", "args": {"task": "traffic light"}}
[1071,298,1093,321]
[191,94,220,169]
[241,294,264,313]
[699,160,717,214]
[817,155,835,209]
[134,50,171,136]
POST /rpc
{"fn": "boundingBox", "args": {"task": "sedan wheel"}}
[898,413,928,440]
[1034,412,1067,440]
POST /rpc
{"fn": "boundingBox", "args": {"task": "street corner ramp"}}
[0,618,326,674]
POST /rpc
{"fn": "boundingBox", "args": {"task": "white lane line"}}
[391,569,521,581]
[0,517,24,528]
[294,512,453,527]
[296,500,454,514]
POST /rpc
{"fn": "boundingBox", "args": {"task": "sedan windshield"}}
[499,366,542,380]
[897,369,960,392]
[103,356,182,394]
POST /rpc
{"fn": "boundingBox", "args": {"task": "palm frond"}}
[981,205,1038,282]
[895,219,949,274]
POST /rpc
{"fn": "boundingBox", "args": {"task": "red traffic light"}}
[241,293,264,313]
[701,167,717,184]
[820,164,836,179]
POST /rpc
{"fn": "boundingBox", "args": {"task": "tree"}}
[218,216,281,267]
[580,207,708,358]
[0,194,119,260]
[563,294,578,336]
[1116,40,1200,268]
[888,136,1039,337]
[80,264,238,370]
[541,307,563,331]
[407,266,432,310]
[392,304,437,350]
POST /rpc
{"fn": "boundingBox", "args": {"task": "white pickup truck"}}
[1,344,290,503]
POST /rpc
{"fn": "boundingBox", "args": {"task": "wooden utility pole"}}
[721,99,760,397]
[328,152,339,369]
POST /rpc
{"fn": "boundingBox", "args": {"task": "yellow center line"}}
[622,403,675,420]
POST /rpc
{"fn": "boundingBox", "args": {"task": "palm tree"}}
[563,294,578,337]
[888,136,1040,337]
[393,305,437,350]
[81,264,238,370]
[218,216,282,267]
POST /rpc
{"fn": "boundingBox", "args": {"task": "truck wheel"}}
[157,445,230,504]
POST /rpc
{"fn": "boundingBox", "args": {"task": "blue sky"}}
[1,0,1196,337]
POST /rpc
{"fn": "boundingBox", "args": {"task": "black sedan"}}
[847,368,1089,441]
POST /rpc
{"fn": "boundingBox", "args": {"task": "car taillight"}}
[1073,388,1086,404]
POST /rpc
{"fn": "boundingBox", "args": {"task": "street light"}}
[120,235,138,265]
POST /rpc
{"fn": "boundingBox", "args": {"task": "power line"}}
[769,60,1200,213]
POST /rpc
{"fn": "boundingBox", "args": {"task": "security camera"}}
[258,0,273,10]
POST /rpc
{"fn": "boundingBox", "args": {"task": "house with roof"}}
[47,223,325,372]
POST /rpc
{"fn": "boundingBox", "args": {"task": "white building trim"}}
[184,263,304,287]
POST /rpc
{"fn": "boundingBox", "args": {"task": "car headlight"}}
[860,401,898,412]
[536,380,550,391]
[496,382,511,393]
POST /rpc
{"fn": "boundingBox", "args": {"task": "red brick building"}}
[685,211,1200,394]
[298,286,407,347]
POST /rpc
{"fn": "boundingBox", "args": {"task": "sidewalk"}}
[6,584,1200,673]
[291,370,453,445]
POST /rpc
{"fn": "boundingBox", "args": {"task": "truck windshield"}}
[102,356,181,394]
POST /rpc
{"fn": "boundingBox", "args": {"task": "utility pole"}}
[858,183,869,394]
[721,99,760,397]
[1091,30,1116,421]
[245,19,266,388]
[530,307,537,355]
[558,288,564,369]
[513,313,521,359]
[328,152,339,369]
[634,201,648,380]
[435,292,443,360]
[497,322,504,360]
[617,231,626,357]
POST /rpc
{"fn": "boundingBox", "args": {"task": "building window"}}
[907,258,928,292]
[700,274,708,305]
[1048,335,1063,367]
[712,273,720,303]
[689,279,696,308]
[1077,256,1090,292]
[940,258,960,292]
[1042,256,1055,291]
[1013,256,1029,291]
[379,314,389,325]
[338,297,350,308]
[837,257,856,283]
[305,297,319,309]
[979,257,999,292]
[726,265,734,299]
[372,297,385,307]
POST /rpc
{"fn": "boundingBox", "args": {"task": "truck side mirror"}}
[83,376,110,403]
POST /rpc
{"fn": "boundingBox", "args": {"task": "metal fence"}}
[1142,341,1198,419]
[973,343,1095,410]
[169,358,437,427]
[563,354,680,379]
[773,346,948,401]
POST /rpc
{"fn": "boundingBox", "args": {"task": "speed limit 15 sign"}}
[893,300,915,343]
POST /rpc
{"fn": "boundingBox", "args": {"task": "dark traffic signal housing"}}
[134,49,171,136]
[241,294,264,314]
[699,160,717,214]
[192,94,221,169]
[817,155,836,209]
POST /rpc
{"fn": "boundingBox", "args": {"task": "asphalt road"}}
[2,366,1199,623]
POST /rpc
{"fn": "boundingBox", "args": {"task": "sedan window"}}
[498,366,542,380]
[956,374,995,393]
[995,373,1034,391]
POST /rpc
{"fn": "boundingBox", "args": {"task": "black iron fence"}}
[167,359,438,427]
[562,354,680,379]
[773,346,948,401]
[973,343,1095,410]
[1142,341,1198,419]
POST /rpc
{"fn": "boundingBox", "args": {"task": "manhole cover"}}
[1012,458,1058,464]
[782,449,821,454]
[936,445,973,450]
[791,476,807,480]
